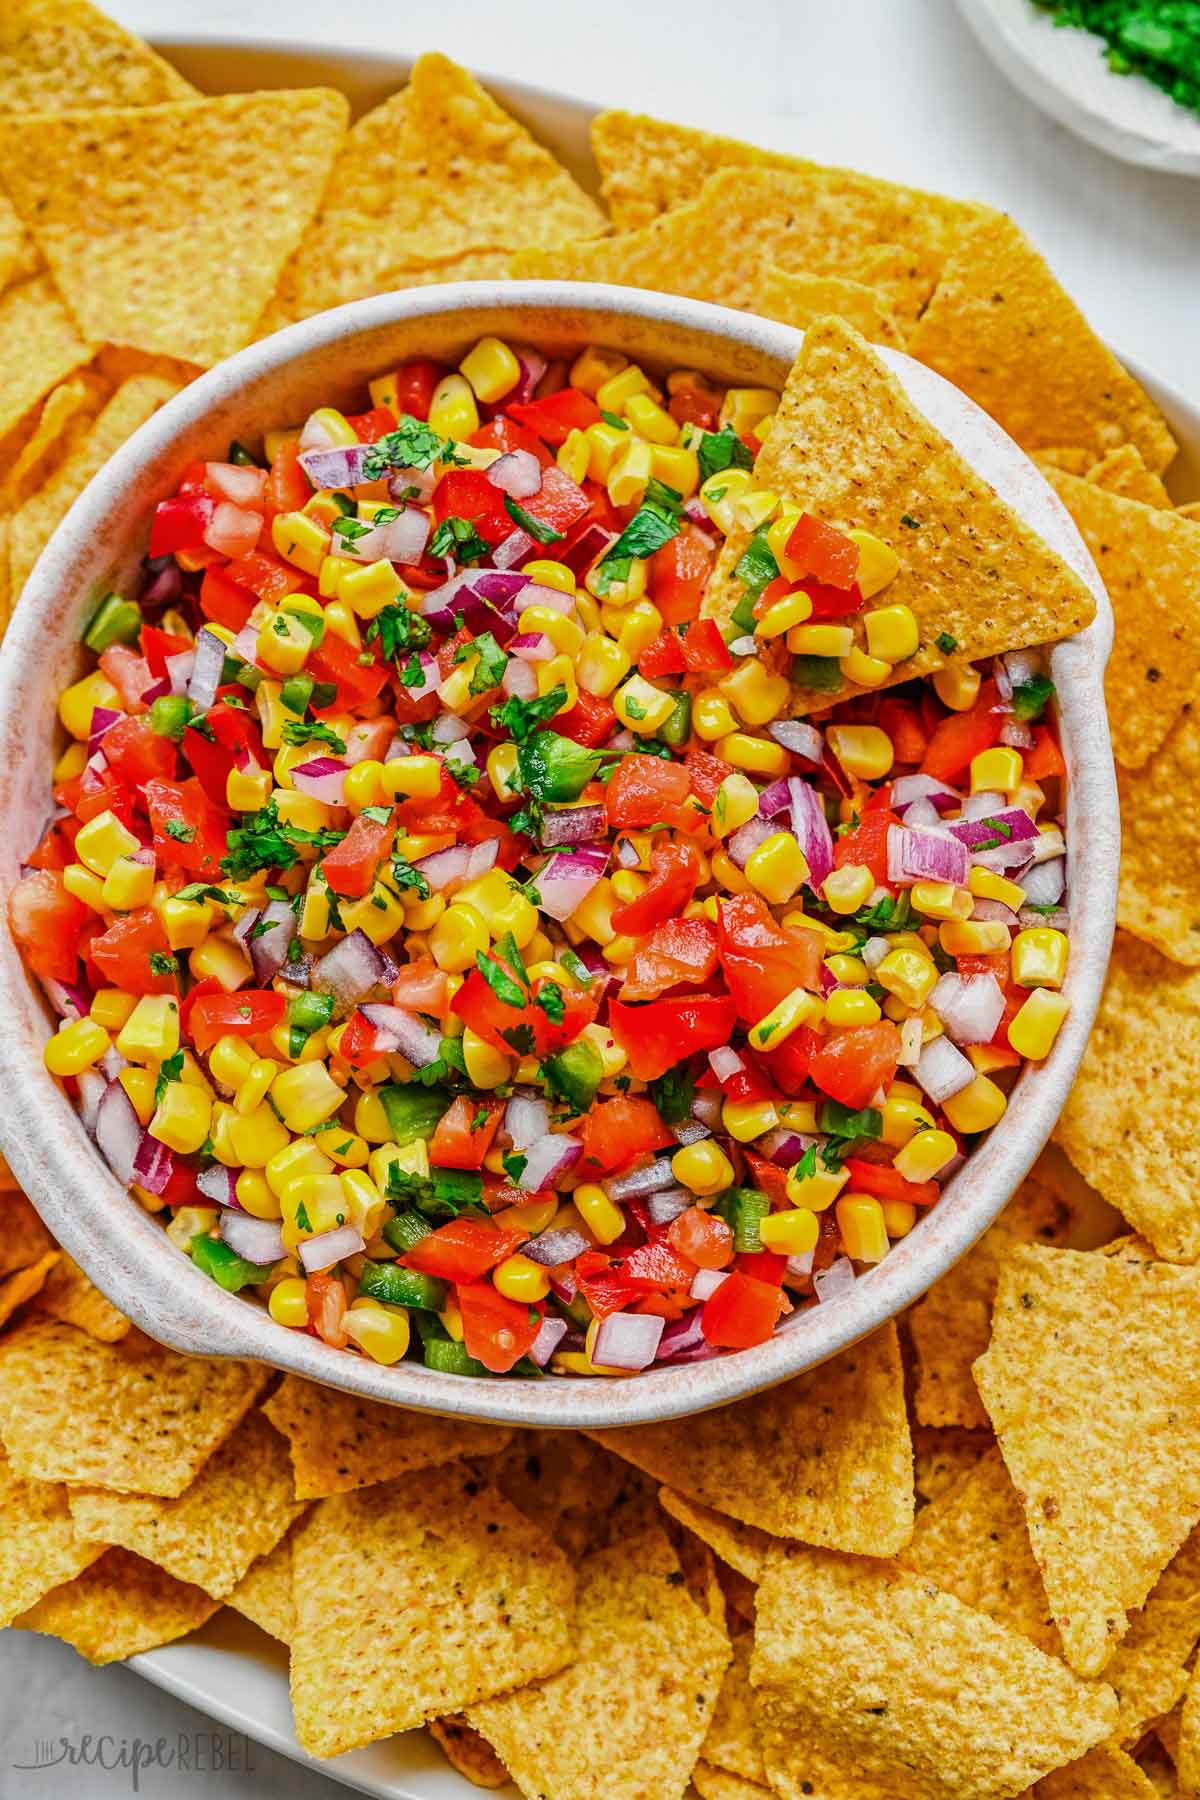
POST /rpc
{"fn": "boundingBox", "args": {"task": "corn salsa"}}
[12,338,1073,1378]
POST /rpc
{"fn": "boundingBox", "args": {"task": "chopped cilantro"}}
[428,515,490,564]
[331,515,373,544]
[623,693,647,720]
[535,982,565,1025]
[733,527,779,600]
[792,1143,818,1182]
[399,652,427,689]
[153,1050,184,1108]
[900,513,922,529]
[649,1065,696,1126]
[361,416,447,478]
[475,948,528,1010]
[599,409,629,430]
[281,719,347,754]
[174,883,234,906]
[163,818,196,843]
[935,631,959,655]
[502,1150,528,1184]
[697,425,754,483]
[220,798,344,880]
[503,496,563,544]
[490,687,568,744]
[365,601,432,660]
[389,856,430,899]
[594,490,682,594]
[455,630,508,695]
[559,947,593,990]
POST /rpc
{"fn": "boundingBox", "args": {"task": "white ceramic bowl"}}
[0,282,1117,1428]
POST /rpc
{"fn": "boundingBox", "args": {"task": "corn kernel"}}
[270,510,329,578]
[825,988,882,1027]
[788,622,855,658]
[745,832,810,906]
[749,983,824,1051]
[876,946,938,1009]
[269,1278,309,1328]
[61,863,106,913]
[575,1182,625,1245]
[699,466,753,534]
[429,901,489,974]
[718,732,789,778]
[429,372,479,439]
[718,387,778,434]
[786,1162,849,1211]
[579,1020,627,1079]
[458,336,520,404]
[224,760,272,813]
[580,420,628,483]
[149,1082,212,1155]
[971,746,1024,796]
[719,660,789,727]
[379,753,441,801]
[338,760,382,812]
[756,590,813,638]
[710,849,749,894]
[837,1194,888,1262]
[764,502,803,579]
[730,487,780,533]
[256,609,312,676]
[1008,987,1070,1060]
[693,689,738,741]
[235,1057,280,1116]
[190,933,252,992]
[722,1099,780,1143]
[570,345,626,395]
[596,363,653,415]
[101,854,155,911]
[167,1208,219,1251]
[44,1016,111,1078]
[894,1127,958,1182]
[649,443,700,497]
[536,652,578,713]
[672,1140,734,1197]
[881,1090,936,1148]
[75,810,141,880]
[910,881,973,922]
[933,663,982,712]
[1011,927,1069,989]
[847,529,900,599]
[942,1074,1008,1134]
[235,1170,282,1220]
[227,1103,290,1168]
[485,741,521,803]
[344,1298,411,1365]
[492,1253,552,1303]
[584,555,646,607]
[271,1062,345,1133]
[607,436,654,508]
[90,988,136,1031]
[826,724,894,781]
[115,995,180,1065]
[759,1207,819,1256]
[54,740,89,783]
[619,392,674,445]
[59,670,120,740]
[822,864,874,915]
[939,919,1012,957]
[840,646,894,690]
[208,1033,257,1091]
[614,674,675,734]
[575,631,630,698]
[864,603,919,664]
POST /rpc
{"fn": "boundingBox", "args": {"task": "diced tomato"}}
[700,1271,786,1349]
[737,1248,788,1285]
[667,1206,734,1269]
[579,1096,674,1176]
[140,626,193,679]
[223,549,305,606]
[263,443,311,519]
[430,1095,503,1169]
[1024,725,1065,783]
[469,415,553,468]
[89,908,177,996]
[608,994,739,1082]
[843,1156,940,1209]
[8,871,88,984]
[451,966,597,1061]
[389,359,444,421]
[102,715,178,786]
[808,1021,901,1111]
[785,513,860,588]
[98,645,153,713]
[685,749,728,808]
[146,777,228,877]
[621,914,719,1001]
[306,1271,348,1348]
[346,405,396,443]
[179,976,222,1041]
[833,807,900,886]
[649,525,715,625]
[667,385,720,431]
[717,892,823,1022]
[742,1149,793,1207]
[308,631,390,709]
[681,618,734,674]
[637,631,686,678]
[762,1024,823,1098]
[760,574,864,621]
[321,811,395,899]
[604,755,692,832]
[403,1218,521,1283]
[196,567,252,632]
[182,702,263,805]
[555,689,615,748]
[718,1056,785,1106]
[878,698,927,766]
[391,958,448,1016]
[611,840,701,936]
[432,467,514,546]
[575,1252,641,1321]
[188,990,286,1055]
[507,388,601,447]
[25,817,80,872]
[620,1237,696,1293]
[458,1282,544,1374]
[148,494,215,558]
[921,681,1003,783]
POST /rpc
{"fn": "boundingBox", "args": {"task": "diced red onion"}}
[887,825,970,888]
[898,1014,924,1067]
[947,807,1038,852]
[474,570,531,611]
[656,1309,720,1364]
[516,1133,582,1192]
[249,899,297,984]
[290,756,348,806]
[524,1227,590,1267]
[521,582,576,618]
[420,570,480,630]
[728,815,776,868]
[536,846,609,922]
[728,634,757,657]
[592,1311,665,1371]
[961,789,1006,820]
[492,527,535,568]
[672,1119,711,1147]
[300,409,344,452]
[486,449,543,500]
[891,774,961,811]
[769,719,824,762]
[1001,719,1036,750]
[930,972,1006,1044]
[690,1268,729,1302]
[529,1315,568,1367]
[86,707,124,759]
[203,502,261,560]
[505,1094,550,1149]
[95,1080,142,1185]
[862,934,891,971]
[1020,858,1065,906]
[187,627,228,713]
[501,657,538,701]
[341,509,430,565]
[312,929,387,1009]
[221,1210,286,1264]
[397,652,437,702]
[789,778,835,888]
[756,780,788,818]
[232,906,261,948]
[41,976,90,1020]
[509,632,555,664]
[902,797,942,829]
[970,898,1020,928]
[691,1089,724,1129]
[814,1256,857,1301]
[1003,649,1043,690]
[1030,826,1065,864]
[645,1186,694,1225]
[142,561,182,607]
[785,1251,814,1280]
[760,1129,813,1167]
[99,1045,127,1083]
[508,347,548,406]
[414,843,475,894]
[297,443,372,489]
[915,1034,976,1104]
[299,1224,364,1273]
[972,839,1037,874]
[539,804,606,849]
[230,622,260,667]
[388,464,437,505]
[431,713,470,745]
[603,1157,678,1202]
[993,657,1014,703]
[443,740,477,776]
[614,836,641,870]
[132,1128,175,1195]
[360,1003,444,1068]
[77,1069,107,1135]
[559,522,614,576]
[165,649,195,697]
[708,1047,744,1084]
[682,496,716,530]
[465,840,500,882]
[197,1164,239,1208]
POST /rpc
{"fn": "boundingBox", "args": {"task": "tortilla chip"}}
[703,1633,766,1785]
[1043,470,1200,769]
[225,1519,301,1646]
[1116,703,1200,966]
[693,1765,771,1800]
[1178,1664,1200,1794]
[974,1243,1200,1676]
[1,371,108,509]
[703,319,1096,711]
[0,1249,58,1329]
[0,0,196,111]
[1104,1529,1200,1747]
[66,1410,306,1600]
[0,190,27,292]
[429,1717,509,1790]
[910,1148,1118,1428]
[1055,934,1200,1261]
[0,518,12,635]
[0,1319,269,1496]
[271,55,604,323]
[0,1186,54,1278]
[488,1428,659,1560]
[15,1546,217,1663]
[260,243,514,334]
[1035,448,1094,475]
[31,1252,130,1341]
[469,1528,730,1800]
[756,264,905,346]
[1088,444,1173,509]
[657,1489,772,1583]
[0,90,348,367]
[591,1320,912,1555]
[0,275,94,447]
[289,1463,575,1757]
[261,1373,511,1499]
[516,167,976,323]
[909,213,1175,472]
[913,1426,994,1503]
[0,1451,105,1625]
[1035,1745,1162,1799]
[591,109,824,231]
[9,372,181,596]
[751,1543,1117,1800]
[1179,501,1200,521]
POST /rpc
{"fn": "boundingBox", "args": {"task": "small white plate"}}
[958,0,1200,174]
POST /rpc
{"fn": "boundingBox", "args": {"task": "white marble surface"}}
[4,2,1198,1794]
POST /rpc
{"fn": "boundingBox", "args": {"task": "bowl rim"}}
[0,278,1118,1428]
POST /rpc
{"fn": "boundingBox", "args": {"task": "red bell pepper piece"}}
[608,994,739,1082]
[843,1156,940,1209]
[403,1218,521,1283]
[680,618,734,674]
[429,1095,503,1169]
[188,990,286,1055]
[785,513,860,588]
[389,359,444,421]
[308,631,390,709]
[458,1282,544,1374]
[148,493,215,558]
[223,549,305,605]
[321,811,395,899]
[517,463,590,539]
[636,631,687,678]
[610,840,701,936]
[507,387,601,447]
[140,625,194,679]
[685,749,728,809]
[878,698,928,766]
[808,1022,901,1111]
[700,1271,786,1348]
[762,1024,824,1097]
[555,689,616,748]
[921,681,1003,783]
[432,467,514,546]
[338,1009,384,1071]
[575,1251,641,1320]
